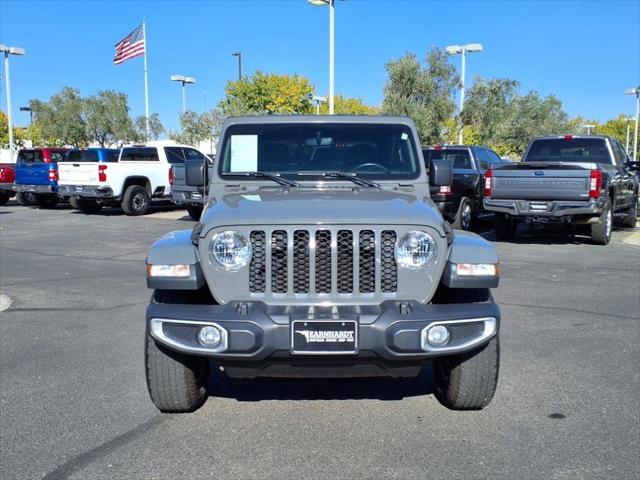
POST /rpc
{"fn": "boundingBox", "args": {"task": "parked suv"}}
[144,116,501,413]
[171,151,214,220]
[13,148,69,208]
[0,163,16,206]
[423,145,504,230]
[483,135,639,244]
[58,143,208,215]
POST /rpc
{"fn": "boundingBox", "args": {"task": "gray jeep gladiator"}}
[145,116,501,413]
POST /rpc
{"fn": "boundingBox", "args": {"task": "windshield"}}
[525,138,611,164]
[17,150,44,164]
[219,123,420,179]
[424,148,471,169]
[67,150,100,162]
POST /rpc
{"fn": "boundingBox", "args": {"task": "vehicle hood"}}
[200,188,445,236]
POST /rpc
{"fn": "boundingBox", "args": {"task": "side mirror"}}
[429,159,453,186]
[627,161,640,172]
[185,158,206,187]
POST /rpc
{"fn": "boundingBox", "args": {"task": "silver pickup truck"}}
[483,135,639,244]
[171,154,214,220]
[144,115,502,413]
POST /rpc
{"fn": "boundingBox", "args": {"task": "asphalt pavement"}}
[1,200,638,480]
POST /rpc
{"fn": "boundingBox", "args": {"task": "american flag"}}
[113,24,145,65]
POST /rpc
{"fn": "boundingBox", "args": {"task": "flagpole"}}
[143,20,150,141]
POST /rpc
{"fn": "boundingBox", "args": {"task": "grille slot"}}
[337,230,354,293]
[359,230,376,293]
[293,230,310,293]
[271,230,288,293]
[249,231,266,293]
[381,230,397,293]
[315,230,332,294]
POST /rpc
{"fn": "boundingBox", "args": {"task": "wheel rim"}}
[605,206,612,237]
[461,203,472,230]
[133,192,148,212]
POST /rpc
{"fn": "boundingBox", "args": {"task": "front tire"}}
[621,196,638,229]
[122,185,151,216]
[494,213,516,240]
[452,197,473,231]
[433,336,500,410]
[590,198,612,245]
[17,192,37,206]
[35,194,59,209]
[0,192,12,206]
[187,205,203,221]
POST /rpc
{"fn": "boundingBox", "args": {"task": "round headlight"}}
[395,230,437,269]
[210,231,252,270]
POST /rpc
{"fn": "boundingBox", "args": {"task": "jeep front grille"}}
[248,228,398,296]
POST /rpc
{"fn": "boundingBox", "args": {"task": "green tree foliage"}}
[0,109,30,148]
[85,90,137,147]
[381,49,459,145]
[219,71,315,116]
[169,109,222,146]
[30,87,89,147]
[595,114,634,146]
[318,94,378,115]
[134,113,165,142]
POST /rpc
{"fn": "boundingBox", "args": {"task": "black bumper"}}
[58,185,115,199]
[147,300,500,366]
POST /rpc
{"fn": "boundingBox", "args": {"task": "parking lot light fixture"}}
[625,87,640,162]
[623,116,633,154]
[170,75,197,114]
[308,0,336,114]
[232,52,242,81]
[445,43,483,144]
[20,106,32,125]
[0,44,26,160]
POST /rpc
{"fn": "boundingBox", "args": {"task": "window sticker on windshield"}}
[401,133,408,140]
[230,135,258,172]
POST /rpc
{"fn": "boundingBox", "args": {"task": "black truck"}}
[423,145,506,230]
[483,135,639,244]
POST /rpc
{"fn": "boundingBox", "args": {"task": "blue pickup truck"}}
[14,148,118,208]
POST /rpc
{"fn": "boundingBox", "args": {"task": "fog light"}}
[426,325,450,346]
[198,326,222,347]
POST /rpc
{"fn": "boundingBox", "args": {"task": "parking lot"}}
[0,200,638,480]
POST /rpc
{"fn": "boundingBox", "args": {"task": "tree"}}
[169,109,222,146]
[219,71,314,116]
[134,114,164,142]
[318,94,378,115]
[85,90,137,147]
[29,87,89,147]
[0,109,29,148]
[381,49,459,145]
[596,114,634,147]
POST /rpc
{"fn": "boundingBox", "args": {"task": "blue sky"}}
[1,0,638,133]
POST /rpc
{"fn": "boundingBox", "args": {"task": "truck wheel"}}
[71,197,103,214]
[621,197,638,229]
[35,194,59,209]
[122,185,150,216]
[187,205,203,221]
[433,336,499,410]
[590,198,612,245]
[0,192,11,206]
[452,197,472,231]
[494,213,516,240]
[17,192,37,206]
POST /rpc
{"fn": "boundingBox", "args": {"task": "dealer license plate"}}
[291,320,358,355]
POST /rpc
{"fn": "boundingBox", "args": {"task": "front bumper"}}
[13,184,56,194]
[58,184,114,199]
[171,189,204,205]
[147,300,499,365]
[483,197,602,218]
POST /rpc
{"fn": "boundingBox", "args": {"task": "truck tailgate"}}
[58,162,100,185]
[491,162,593,201]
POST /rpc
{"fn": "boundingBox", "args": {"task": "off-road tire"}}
[494,213,516,240]
[35,194,59,209]
[0,192,11,206]
[433,336,500,410]
[17,192,37,206]
[71,197,103,214]
[145,290,210,413]
[590,198,612,245]
[187,205,203,221]
[122,185,150,216]
[621,196,638,229]
[452,197,473,231]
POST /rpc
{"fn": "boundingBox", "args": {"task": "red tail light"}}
[484,169,493,197]
[589,169,602,199]
[48,168,59,182]
[169,167,174,186]
[98,164,108,182]
[439,185,451,195]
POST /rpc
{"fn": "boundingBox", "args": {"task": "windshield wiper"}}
[239,171,300,188]
[297,171,379,188]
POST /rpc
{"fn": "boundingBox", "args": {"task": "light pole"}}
[232,52,242,81]
[625,87,639,162]
[20,106,32,125]
[624,116,633,154]
[0,44,26,160]
[170,75,196,114]
[445,43,483,144]
[308,0,335,114]
[311,95,327,115]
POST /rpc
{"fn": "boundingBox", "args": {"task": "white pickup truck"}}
[58,144,208,215]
